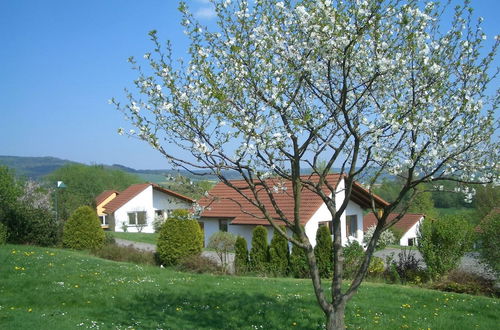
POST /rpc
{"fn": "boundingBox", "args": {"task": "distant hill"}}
[0,155,231,182]
[0,155,391,184]
[0,155,77,180]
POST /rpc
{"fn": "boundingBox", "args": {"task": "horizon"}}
[1,0,499,170]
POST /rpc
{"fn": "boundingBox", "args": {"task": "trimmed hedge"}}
[63,206,105,250]
[156,209,203,266]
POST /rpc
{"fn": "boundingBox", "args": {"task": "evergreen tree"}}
[314,226,333,278]
[234,235,249,274]
[290,232,309,278]
[269,226,290,276]
[250,225,269,274]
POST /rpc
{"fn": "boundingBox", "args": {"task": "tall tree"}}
[46,164,142,220]
[115,1,499,328]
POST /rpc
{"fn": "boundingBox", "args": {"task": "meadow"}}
[109,232,159,245]
[1,244,498,329]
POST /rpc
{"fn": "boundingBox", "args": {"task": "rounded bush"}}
[156,209,203,266]
[63,206,105,250]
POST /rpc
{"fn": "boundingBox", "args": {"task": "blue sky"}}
[0,0,498,170]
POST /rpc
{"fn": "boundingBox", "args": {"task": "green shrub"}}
[290,232,309,278]
[234,236,249,274]
[0,222,7,244]
[0,167,61,246]
[478,211,500,276]
[156,209,203,266]
[269,226,289,276]
[177,255,222,274]
[343,241,364,279]
[103,231,116,245]
[63,206,105,250]
[91,243,155,265]
[432,270,498,297]
[207,231,237,272]
[314,226,332,278]
[417,215,474,280]
[367,256,385,278]
[249,225,269,274]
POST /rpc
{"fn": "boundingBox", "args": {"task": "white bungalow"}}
[95,183,194,233]
[363,213,425,246]
[197,174,388,248]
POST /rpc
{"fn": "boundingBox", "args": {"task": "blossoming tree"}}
[114,0,499,328]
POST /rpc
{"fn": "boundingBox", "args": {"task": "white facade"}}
[112,186,192,233]
[199,179,365,248]
[399,217,423,246]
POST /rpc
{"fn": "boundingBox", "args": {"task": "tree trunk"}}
[326,302,346,330]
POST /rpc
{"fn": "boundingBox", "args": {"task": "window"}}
[346,215,358,238]
[219,219,228,232]
[408,238,415,246]
[128,211,147,226]
[99,215,107,225]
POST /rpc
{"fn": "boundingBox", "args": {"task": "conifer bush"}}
[269,226,289,276]
[249,225,269,274]
[234,235,249,274]
[62,206,105,250]
[0,222,7,245]
[156,209,203,266]
[314,226,333,278]
[290,232,309,278]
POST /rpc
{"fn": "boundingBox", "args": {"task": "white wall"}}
[198,219,275,249]
[114,186,154,233]
[399,217,423,246]
[304,179,364,247]
[113,186,192,233]
[200,178,366,248]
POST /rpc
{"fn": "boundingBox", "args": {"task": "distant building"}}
[363,213,425,246]
[198,174,388,248]
[95,183,194,233]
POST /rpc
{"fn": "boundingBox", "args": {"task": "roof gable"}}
[199,174,388,226]
[95,190,119,206]
[100,183,194,214]
[363,213,424,233]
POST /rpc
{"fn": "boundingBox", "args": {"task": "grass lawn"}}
[108,231,159,245]
[1,244,498,329]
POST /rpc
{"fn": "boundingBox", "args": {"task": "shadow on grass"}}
[109,289,324,329]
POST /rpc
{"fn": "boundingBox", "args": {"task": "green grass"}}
[1,244,498,329]
[108,231,158,245]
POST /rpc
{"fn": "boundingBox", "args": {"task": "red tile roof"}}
[199,174,388,226]
[363,213,424,233]
[100,183,194,214]
[95,190,119,206]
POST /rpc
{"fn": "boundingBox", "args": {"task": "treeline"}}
[373,178,499,222]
